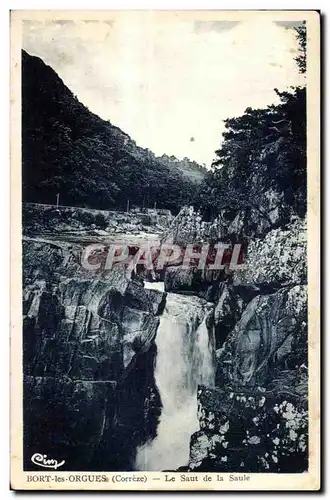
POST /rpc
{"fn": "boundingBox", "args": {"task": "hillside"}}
[22,50,206,213]
[158,154,206,183]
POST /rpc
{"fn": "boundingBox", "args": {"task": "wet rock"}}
[121,306,159,367]
[164,266,226,299]
[164,267,196,292]
[125,281,166,315]
[185,216,308,473]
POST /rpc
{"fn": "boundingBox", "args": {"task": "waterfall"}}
[135,286,215,471]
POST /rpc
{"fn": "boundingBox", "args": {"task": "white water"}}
[136,284,215,471]
[143,281,165,292]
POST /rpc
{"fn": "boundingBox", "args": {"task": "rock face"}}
[23,237,166,471]
[232,218,307,290]
[22,201,308,473]
[185,216,308,473]
[216,285,307,387]
[188,384,308,473]
[162,200,289,247]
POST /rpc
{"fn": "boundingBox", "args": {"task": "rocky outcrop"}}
[23,203,172,236]
[162,206,207,245]
[187,216,308,473]
[233,218,307,290]
[188,383,308,473]
[22,202,308,473]
[164,267,230,304]
[213,284,246,349]
[216,285,307,388]
[162,196,294,248]
[23,237,165,471]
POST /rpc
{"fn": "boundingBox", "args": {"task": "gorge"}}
[21,35,308,473]
[22,202,308,473]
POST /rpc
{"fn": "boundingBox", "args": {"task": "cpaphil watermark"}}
[81,242,244,272]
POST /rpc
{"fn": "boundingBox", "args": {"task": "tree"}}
[294,21,307,74]
[22,50,205,213]
[195,88,306,223]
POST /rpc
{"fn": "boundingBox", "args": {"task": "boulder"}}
[125,281,166,315]
[188,384,308,473]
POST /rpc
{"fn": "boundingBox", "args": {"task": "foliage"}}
[195,86,306,224]
[22,51,204,213]
[194,22,307,227]
[294,21,307,74]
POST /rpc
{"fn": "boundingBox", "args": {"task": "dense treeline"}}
[194,23,307,225]
[195,87,306,221]
[22,50,205,213]
[22,20,306,221]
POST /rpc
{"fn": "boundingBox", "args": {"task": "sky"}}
[23,14,305,166]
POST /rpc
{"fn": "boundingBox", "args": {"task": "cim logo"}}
[31,453,65,470]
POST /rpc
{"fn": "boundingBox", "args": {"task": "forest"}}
[22,50,205,213]
[22,22,306,220]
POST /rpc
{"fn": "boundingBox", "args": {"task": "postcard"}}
[10,9,320,491]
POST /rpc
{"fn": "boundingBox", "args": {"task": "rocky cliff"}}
[189,382,307,472]
[162,206,307,473]
[22,190,308,474]
[23,235,166,471]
